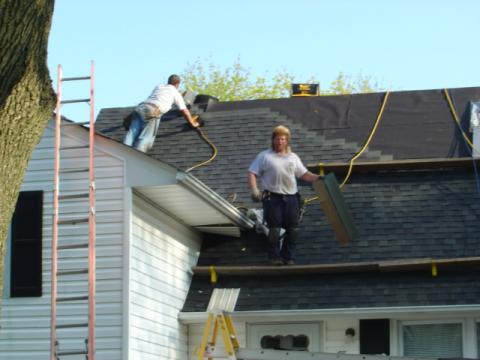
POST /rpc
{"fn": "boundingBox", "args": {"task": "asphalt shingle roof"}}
[183,270,480,312]
[95,87,480,312]
[195,169,480,267]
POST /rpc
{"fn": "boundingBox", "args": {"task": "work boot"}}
[270,258,284,266]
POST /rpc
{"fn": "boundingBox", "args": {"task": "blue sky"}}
[48,0,480,121]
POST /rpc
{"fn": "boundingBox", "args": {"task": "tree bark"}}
[0,0,56,298]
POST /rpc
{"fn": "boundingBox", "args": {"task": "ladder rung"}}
[57,296,89,303]
[60,145,89,150]
[61,98,90,104]
[56,322,88,329]
[62,76,91,82]
[58,193,89,200]
[57,217,89,225]
[57,242,89,250]
[57,269,89,276]
[61,121,90,126]
[56,349,88,356]
[59,168,89,174]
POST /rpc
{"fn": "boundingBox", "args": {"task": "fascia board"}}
[179,304,480,324]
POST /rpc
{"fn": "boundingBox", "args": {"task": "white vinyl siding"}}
[324,318,357,354]
[130,197,201,360]
[0,124,126,360]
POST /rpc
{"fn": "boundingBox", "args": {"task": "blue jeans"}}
[263,192,300,261]
[123,112,161,152]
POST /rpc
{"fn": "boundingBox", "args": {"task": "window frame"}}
[398,319,466,358]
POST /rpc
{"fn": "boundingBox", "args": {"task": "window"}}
[248,323,322,352]
[360,319,390,355]
[402,322,462,358]
[260,334,309,351]
[10,191,43,297]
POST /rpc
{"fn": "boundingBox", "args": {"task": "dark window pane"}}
[11,191,43,297]
[261,334,309,351]
[360,319,390,355]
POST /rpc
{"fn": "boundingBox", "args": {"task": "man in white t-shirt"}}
[123,74,199,152]
[248,125,320,265]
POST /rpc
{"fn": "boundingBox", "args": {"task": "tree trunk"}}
[0,0,56,299]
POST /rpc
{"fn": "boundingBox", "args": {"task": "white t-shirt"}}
[144,84,187,114]
[249,149,308,195]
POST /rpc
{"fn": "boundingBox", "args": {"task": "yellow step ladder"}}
[197,288,241,360]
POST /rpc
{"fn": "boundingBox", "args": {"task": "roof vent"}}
[291,83,319,97]
[470,101,480,158]
[194,94,219,111]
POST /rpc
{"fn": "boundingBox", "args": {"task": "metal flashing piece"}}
[176,172,255,230]
[206,288,240,312]
[312,173,357,244]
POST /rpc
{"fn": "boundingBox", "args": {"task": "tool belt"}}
[263,190,300,201]
[135,102,162,121]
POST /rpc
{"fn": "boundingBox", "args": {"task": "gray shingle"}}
[94,88,480,312]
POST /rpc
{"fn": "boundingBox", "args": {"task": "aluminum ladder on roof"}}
[51,62,96,360]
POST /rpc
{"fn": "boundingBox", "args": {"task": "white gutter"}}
[176,172,255,230]
[179,304,480,324]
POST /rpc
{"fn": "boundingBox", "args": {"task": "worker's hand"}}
[251,187,262,202]
[190,115,200,128]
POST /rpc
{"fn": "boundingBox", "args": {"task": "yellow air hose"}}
[340,91,390,188]
[305,91,390,204]
[185,126,218,173]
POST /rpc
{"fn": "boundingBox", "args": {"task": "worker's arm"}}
[300,171,321,183]
[248,172,262,202]
[181,108,199,128]
[248,171,258,190]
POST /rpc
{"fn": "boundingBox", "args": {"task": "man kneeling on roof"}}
[123,74,199,153]
[248,125,320,266]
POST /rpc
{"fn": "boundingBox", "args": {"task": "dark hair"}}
[168,74,181,85]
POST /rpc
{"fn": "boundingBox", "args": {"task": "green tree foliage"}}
[181,59,383,101]
[324,72,383,95]
[181,59,294,101]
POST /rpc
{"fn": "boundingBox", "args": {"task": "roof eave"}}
[176,172,255,230]
[178,304,480,324]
